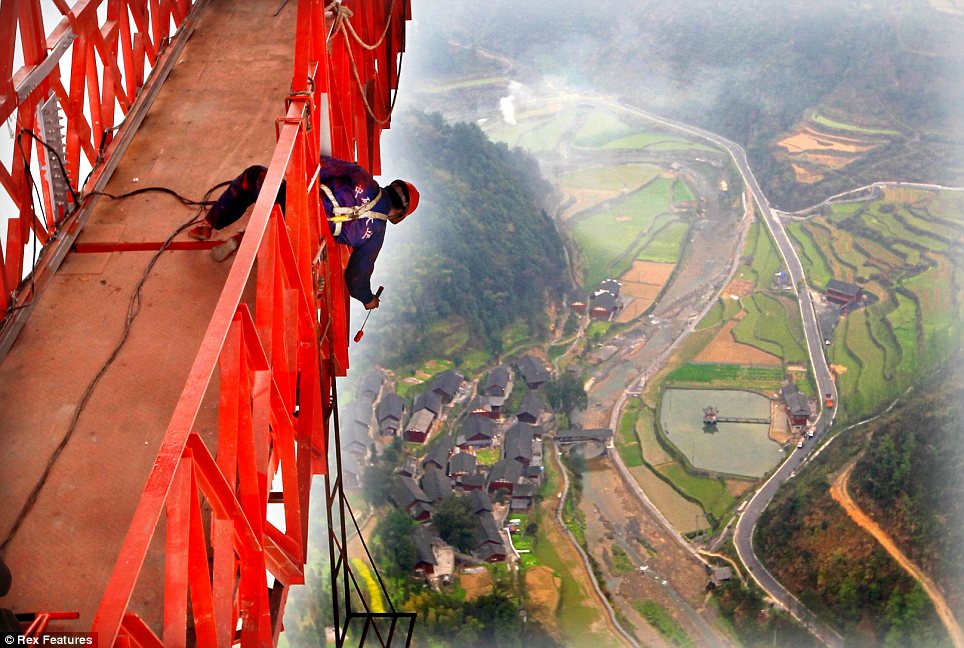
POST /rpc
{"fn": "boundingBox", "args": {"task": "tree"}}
[362,462,395,507]
[373,509,417,577]
[432,496,477,552]
[470,593,522,647]
[544,373,588,414]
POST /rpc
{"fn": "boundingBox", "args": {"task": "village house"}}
[516,355,551,390]
[516,392,545,424]
[358,370,384,403]
[589,290,619,321]
[510,481,537,512]
[447,452,477,479]
[484,366,510,398]
[503,422,536,465]
[343,420,371,460]
[825,279,862,307]
[376,392,406,436]
[597,279,621,295]
[781,383,811,427]
[459,473,487,492]
[389,476,433,522]
[483,366,511,417]
[349,398,375,429]
[405,409,435,443]
[430,370,464,404]
[413,390,443,417]
[420,466,453,504]
[457,416,496,448]
[487,459,523,494]
[465,489,493,515]
[587,279,622,321]
[422,436,455,471]
[412,526,438,579]
[466,395,496,419]
[395,456,418,479]
[342,452,364,490]
[473,511,506,563]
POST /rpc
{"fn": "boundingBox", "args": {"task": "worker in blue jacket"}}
[190,157,419,309]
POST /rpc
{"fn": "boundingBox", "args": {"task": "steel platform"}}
[0,0,296,631]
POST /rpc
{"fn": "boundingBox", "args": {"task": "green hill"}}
[755,361,963,647]
[367,111,569,368]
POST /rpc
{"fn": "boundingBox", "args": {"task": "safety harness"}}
[321,184,390,236]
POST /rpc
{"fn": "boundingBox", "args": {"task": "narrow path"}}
[830,461,964,648]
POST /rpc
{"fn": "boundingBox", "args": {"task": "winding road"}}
[595,98,846,646]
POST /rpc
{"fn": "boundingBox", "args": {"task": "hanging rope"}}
[329,1,395,52]
[325,1,402,126]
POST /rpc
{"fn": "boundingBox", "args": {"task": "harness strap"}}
[321,184,390,224]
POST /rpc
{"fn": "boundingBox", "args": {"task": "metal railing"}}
[4,0,413,645]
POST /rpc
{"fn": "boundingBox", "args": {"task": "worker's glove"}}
[364,296,380,310]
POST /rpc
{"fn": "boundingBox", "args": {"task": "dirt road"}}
[831,461,964,648]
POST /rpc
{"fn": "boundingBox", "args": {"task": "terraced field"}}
[774,111,898,184]
[689,221,806,373]
[790,190,964,421]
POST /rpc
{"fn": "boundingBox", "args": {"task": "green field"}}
[787,221,833,287]
[572,109,636,147]
[656,464,736,521]
[558,163,662,192]
[475,448,500,465]
[667,363,785,385]
[616,399,645,468]
[636,407,673,465]
[602,131,701,150]
[517,111,579,151]
[672,179,695,204]
[792,191,963,422]
[724,221,810,368]
[570,176,690,286]
[732,293,806,363]
[638,219,690,263]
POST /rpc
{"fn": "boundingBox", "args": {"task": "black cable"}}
[7,132,227,317]
[17,129,80,207]
[80,121,126,192]
[85,186,221,207]
[15,131,47,306]
[0,180,226,555]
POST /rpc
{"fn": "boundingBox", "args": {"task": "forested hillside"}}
[411,0,963,210]
[368,111,569,367]
[850,362,964,618]
[755,361,964,647]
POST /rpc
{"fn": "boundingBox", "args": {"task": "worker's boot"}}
[211,233,243,262]
[188,223,213,240]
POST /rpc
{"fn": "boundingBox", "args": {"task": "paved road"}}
[601,98,845,646]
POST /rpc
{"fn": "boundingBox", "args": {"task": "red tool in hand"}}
[353,285,384,343]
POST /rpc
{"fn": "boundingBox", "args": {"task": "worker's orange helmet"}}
[387,179,419,224]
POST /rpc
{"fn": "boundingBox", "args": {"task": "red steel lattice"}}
[2,0,411,645]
